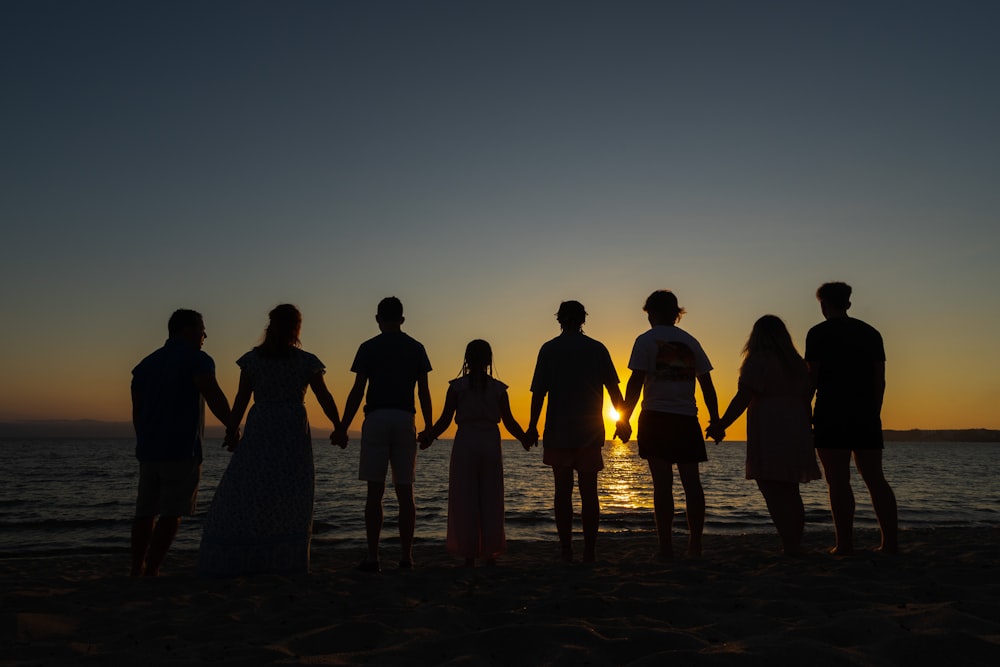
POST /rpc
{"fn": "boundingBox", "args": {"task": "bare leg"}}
[854,449,898,554]
[130,516,155,576]
[365,481,386,563]
[578,470,599,563]
[552,467,575,561]
[818,448,855,555]
[756,480,805,555]
[395,483,416,565]
[143,516,181,577]
[677,463,704,557]
[647,458,675,559]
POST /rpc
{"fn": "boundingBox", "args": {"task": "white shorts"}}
[358,409,418,485]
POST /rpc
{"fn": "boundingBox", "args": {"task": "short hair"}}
[167,309,203,337]
[556,301,587,330]
[643,290,685,323]
[816,282,852,310]
[376,296,404,322]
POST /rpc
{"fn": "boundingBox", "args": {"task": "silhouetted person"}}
[526,301,626,563]
[707,315,821,555]
[806,282,898,555]
[333,297,432,572]
[620,290,720,559]
[198,305,342,576]
[419,340,528,567]
[130,309,233,576]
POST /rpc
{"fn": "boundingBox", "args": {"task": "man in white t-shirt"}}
[620,290,720,560]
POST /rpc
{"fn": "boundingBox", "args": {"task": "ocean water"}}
[0,439,997,557]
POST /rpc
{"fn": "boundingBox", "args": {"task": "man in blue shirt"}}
[130,309,233,576]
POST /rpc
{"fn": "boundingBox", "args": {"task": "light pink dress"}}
[446,376,508,559]
[739,356,821,483]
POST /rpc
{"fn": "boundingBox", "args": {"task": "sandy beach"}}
[3,527,999,666]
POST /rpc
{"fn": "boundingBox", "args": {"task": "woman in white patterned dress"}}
[198,304,341,576]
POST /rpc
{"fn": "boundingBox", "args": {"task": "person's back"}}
[132,338,213,462]
[807,316,885,425]
[354,330,429,414]
[533,331,615,434]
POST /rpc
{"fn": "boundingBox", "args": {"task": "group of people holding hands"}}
[129,283,897,578]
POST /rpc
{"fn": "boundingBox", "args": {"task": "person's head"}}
[556,301,587,332]
[167,309,206,348]
[462,339,493,376]
[743,315,802,369]
[259,304,302,357]
[643,290,685,325]
[376,296,405,330]
[816,282,852,318]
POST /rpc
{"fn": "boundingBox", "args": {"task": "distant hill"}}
[0,420,362,440]
[882,429,1000,442]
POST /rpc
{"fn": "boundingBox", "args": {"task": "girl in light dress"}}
[420,340,528,566]
[708,315,821,555]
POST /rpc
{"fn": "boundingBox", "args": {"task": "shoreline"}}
[4,528,999,665]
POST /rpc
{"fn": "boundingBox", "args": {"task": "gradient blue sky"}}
[3,1,999,437]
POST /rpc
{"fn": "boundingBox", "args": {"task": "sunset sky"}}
[3,1,998,440]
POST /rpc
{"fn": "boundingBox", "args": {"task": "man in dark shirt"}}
[527,301,625,563]
[806,282,898,555]
[130,309,233,576]
[334,297,432,571]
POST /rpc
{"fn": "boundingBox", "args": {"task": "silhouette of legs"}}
[131,515,181,576]
[756,480,805,555]
[395,483,416,565]
[818,448,856,554]
[647,458,675,559]
[678,463,704,557]
[365,480,386,564]
[552,467,575,561]
[578,470,599,563]
[853,449,898,554]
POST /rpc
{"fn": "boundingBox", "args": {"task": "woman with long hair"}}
[708,315,821,555]
[199,304,341,576]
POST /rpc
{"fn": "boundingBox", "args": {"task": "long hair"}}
[460,339,494,393]
[257,304,302,358]
[741,315,805,375]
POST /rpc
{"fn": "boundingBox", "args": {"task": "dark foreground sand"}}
[3,528,999,666]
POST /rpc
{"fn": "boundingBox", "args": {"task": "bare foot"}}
[828,545,854,556]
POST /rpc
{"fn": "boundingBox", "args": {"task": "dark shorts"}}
[135,459,201,517]
[543,445,604,473]
[637,411,707,464]
[813,420,884,451]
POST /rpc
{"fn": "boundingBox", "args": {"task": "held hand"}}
[705,422,725,444]
[330,429,349,450]
[417,430,435,450]
[613,420,632,443]
[523,426,540,451]
[223,429,241,452]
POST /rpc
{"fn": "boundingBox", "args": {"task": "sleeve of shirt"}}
[349,345,366,374]
[529,347,548,394]
[627,337,646,372]
[601,344,620,384]
[737,357,764,394]
[196,351,216,376]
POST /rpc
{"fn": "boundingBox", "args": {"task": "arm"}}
[420,385,457,449]
[195,371,238,450]
[525,391,545,449]
[416,372,433,434]
[709,385,752,443]
[130,382,142,434]
[620,370,645,422]
[874,361,886,414]
[309,373,342,430]
[697,371,721,424]
[218,370,248,451]
[499,391,527,444]
[606,381,630,443]
[335,372,367,440]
